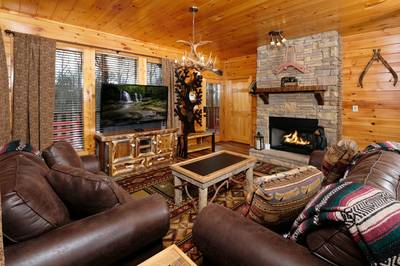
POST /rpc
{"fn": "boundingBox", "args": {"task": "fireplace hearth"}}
[269,117,327,155]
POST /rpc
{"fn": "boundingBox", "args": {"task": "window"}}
[54,49,84,149]
[95,53,138,84]
[205,83,221,133]
[95,53,139,131]
[147,62,162,85]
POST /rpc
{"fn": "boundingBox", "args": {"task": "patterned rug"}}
[117,159,288,264]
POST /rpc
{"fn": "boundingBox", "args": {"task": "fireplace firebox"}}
[269,117,327,155]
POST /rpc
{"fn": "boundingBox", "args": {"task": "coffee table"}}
[138,244,196,266]
[170,150,257,212]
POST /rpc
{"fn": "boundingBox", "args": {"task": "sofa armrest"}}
[308,150,326,170]
[80,154,102,173]
[5,195,169,266]
[193,204,327,266]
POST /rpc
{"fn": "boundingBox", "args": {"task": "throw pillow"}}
[321,139,358,184]
[0,154,70,243]
[46,164,131,217]
[41,141,83,169]
[248,166,323,228]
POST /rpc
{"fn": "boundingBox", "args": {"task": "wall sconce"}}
[269,30,287,47]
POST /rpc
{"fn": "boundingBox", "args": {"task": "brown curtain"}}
[162,58,180,130]
[12,33,56,150]
[0,29,11,146]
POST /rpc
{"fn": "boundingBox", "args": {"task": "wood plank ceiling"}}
[1,0,400,58]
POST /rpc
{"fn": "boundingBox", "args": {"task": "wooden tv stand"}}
[95,128,178,178]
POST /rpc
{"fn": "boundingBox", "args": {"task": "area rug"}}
[117,160,288,264]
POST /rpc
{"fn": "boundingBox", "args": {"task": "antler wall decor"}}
[358,49,398,88]
[273,46,307,75]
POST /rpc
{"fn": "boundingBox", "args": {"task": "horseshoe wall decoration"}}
[358,49,398,88]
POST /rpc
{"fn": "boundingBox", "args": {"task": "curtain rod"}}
[4,29,15,36]
[4,29,120,52]
[3,29,166,59]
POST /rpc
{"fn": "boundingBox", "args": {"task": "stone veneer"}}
[251,31,342,166]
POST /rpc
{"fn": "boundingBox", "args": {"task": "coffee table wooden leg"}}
[198,187,208,212]
[174,176,182,205]
[245,167,254,203]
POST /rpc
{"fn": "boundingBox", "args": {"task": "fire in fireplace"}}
[269,117,327,155]
[282,130,311,146]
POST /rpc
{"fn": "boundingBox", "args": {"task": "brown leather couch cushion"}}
[0,153,70,243]
[306,225,366,265]
[42,141,83,169]
[345,150,400,199]
[46,164,131,217]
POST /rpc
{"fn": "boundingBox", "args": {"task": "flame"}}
[282,130,310,146]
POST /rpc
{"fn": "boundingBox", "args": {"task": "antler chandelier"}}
[174,6,222,75]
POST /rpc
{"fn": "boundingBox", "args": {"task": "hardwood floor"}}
[215,141,250,155]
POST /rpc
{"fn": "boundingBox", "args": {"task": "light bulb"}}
[174,59,178,64]
[276,41,281,46]
[270,41,275,46]
[281,38,287,43]
[201,56,205,62]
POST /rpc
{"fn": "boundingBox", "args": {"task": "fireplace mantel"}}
[253,85,327,105]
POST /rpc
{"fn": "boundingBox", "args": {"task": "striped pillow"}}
[248,166,323,228]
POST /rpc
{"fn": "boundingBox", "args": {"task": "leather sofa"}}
[1,141,170,266]
[193,150,400,265]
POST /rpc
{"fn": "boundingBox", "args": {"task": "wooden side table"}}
[177,132,215,158]
[138,245,196,266]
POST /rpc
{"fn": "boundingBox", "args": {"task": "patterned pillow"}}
[248,166,323,228]
[321,139,358,184]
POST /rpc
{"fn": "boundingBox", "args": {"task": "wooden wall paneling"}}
[82,47,96,155]
[138,56,147,85]
[342,27,400,149]
[0,10,183,59]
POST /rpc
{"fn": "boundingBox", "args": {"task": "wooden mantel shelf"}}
[253,85,327,105]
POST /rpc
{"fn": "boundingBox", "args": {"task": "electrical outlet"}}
[352,105,359,112]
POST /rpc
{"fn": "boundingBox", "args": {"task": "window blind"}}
[95,53,139,131]
[54,49,84,150]
[147,62,163,85]
[95,53,138,84]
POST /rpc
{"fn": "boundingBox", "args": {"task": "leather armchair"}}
[2,143,171,265]
[5,195,169,266]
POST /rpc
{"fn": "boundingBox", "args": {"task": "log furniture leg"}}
[198,187,208,212]
[174,176,183,205]
[245,167,254,203]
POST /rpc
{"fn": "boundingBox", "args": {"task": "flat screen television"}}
[100,83,168,132]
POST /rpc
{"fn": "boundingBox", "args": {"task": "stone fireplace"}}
[250,31,342,167]
[269,117,327,155]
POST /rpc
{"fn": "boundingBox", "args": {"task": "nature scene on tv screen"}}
[100,84,168,129]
